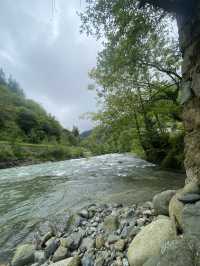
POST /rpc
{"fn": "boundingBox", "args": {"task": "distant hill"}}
[0,68,77,145]
[80,129,93,139]
[0,68,90,168]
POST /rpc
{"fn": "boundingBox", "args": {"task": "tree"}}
[139,0,200,184]
[81,0,199,180]
[0,68,6,85]
[81,0,183,167]
[8,75,24,96]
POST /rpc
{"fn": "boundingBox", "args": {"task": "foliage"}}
[0,68,79,146]
[0,68,87,165]
[80,0,184,169]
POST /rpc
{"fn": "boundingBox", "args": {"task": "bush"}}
[0,145,16,161]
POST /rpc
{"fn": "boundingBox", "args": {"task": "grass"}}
[0,141,90,167]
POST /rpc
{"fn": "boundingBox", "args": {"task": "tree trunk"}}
[177,2,200,183]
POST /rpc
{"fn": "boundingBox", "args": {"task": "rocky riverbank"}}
[10,202,155,266]
[9,180,200,266]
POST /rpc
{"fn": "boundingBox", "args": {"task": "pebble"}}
[79,209,89,219]
[114,239,126,252]
[95,235,105,249]
[11,202,155,266]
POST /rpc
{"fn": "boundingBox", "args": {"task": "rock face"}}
[169,183,200,233]
[153,190,176,216]
[127,217,175,266]
[11,244,35,266]
[157,238,194,266]
[182,201,200,237]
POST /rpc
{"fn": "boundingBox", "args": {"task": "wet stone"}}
[178,193,200,204]
[78,209,89,219]
[45,238,59,259]
[52,246,69,262]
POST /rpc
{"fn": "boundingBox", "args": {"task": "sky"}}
[0,0,100,131]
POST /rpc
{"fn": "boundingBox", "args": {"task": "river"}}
[0,153,185,262]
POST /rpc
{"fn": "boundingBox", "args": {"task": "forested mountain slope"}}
[0,69,85,168]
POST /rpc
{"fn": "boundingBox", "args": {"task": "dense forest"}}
[80,1,184,170]
[0,68,88,167]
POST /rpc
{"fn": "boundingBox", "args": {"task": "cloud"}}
[0,0,100,131]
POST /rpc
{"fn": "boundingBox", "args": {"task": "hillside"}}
[0,69,87,168]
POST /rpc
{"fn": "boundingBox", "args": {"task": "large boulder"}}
[11,244,35,266]
[182,201,200,237]
[153,190,176,216]
[155,236,200,266]
[158,238,194,266]
[127,216,175,266]
[169,182,200,233]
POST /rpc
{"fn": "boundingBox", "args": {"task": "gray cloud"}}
[0,0,100,131]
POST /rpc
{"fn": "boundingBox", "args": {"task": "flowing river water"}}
[0,154,185,263]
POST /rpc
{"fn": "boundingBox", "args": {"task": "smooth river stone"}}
[178,193,200,204]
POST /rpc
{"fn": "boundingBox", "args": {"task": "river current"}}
[0,153,184,262]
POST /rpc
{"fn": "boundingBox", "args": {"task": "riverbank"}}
[0,142,90,169]
[10,201,155,266]
[0,154,185,264]
[10,182,200,266]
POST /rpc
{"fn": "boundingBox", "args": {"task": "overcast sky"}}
[0,0,100,131]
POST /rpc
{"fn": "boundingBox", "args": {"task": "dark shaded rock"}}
[153,190,176,216]
[178,193,200,204]
[41,232,53,248]
[44,238,59,259]
[70,233,82,250]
